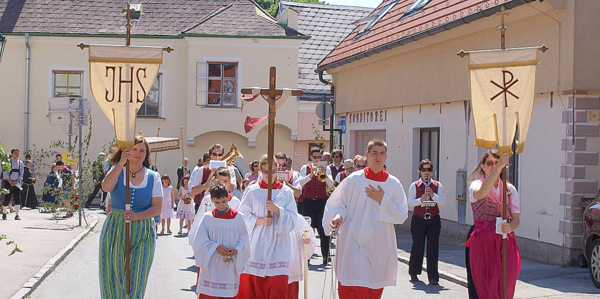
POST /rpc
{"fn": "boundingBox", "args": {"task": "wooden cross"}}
[241,66,302,217]
[122,4,135,46]
[497,6,510,50]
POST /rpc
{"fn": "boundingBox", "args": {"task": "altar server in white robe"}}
[237,154,298,299]
[288,213,317,299]
[192,182,250,299]
[323,138,408,299]
[189,168,242,246]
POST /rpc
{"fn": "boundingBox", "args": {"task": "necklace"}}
[130,166,144,178]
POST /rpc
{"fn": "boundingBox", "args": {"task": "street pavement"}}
[5,206,600,298]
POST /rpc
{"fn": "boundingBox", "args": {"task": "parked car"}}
[582,190,600,288]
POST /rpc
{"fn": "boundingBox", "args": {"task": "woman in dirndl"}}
[99,136,163,298]
[465,150,521,299]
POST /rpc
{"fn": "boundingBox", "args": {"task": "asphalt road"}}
[30,210,600,298]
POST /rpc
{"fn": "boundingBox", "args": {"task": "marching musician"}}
[237,155,298,298]
[407,159,446,285]
[335,159,355,185]
[190,144,237,212]
[328,149,344,181]
[299,148,334,265]
[323,138,408,298]
[275,152,302,198]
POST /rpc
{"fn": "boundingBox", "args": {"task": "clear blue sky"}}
[325,0,382,8]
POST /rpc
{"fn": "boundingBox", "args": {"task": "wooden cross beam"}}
[496,6,510,50]
[122,4,135,46]
[241,66,302,217]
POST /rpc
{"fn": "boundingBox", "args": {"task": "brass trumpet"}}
[311,162,328,183]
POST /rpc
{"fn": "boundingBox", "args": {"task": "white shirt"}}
[288,214,317,283]
[238,183,297,277]
[190,165,237,188]
[407,179,446,208]
[192,212,250,297]
[4,157,24,181]
[322,170,408,289]
[113,167,162,196]
[298,164,334,187]
[468,179,520,214]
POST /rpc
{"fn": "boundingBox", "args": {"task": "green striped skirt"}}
[99,210,156,298]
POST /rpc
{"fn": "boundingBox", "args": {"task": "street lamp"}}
[0,33,6,62]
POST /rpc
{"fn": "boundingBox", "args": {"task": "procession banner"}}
[468,48,538,154]
[89,45,163,148]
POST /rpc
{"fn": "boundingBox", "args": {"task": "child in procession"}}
[177,175,195,235]
[192,182,250,299]
[160,174,175,235]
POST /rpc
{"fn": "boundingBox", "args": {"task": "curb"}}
[397,249,468,287]
[11,215,99,299]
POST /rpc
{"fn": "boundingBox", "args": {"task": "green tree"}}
[257,0,326,16]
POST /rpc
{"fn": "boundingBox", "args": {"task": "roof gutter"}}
[316,0,536,72]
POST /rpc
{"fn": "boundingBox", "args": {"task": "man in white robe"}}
[237,155,298,299]
[323,138,408,299]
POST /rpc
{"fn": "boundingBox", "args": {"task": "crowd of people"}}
[2,136,522,299]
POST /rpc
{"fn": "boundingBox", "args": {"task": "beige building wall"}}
[328,1,599,264]
[0,35,303,188]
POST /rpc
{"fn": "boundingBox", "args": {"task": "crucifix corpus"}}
[458,5,546,299]
[241,66,302,217]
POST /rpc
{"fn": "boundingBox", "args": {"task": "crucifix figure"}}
[241,66,302,217]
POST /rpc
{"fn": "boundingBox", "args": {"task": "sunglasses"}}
[312,156,322,159]
[211,153,224,157]
[355,164,366,169]
[278,163,287,168]
[485,160,498,166]
[421,168,433,172]
[332,155,341,158]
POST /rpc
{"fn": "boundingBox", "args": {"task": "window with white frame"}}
[53,71,83,97]
[196,62,238,107]
[137,74,162,117]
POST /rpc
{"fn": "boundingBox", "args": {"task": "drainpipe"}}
[24,33,30,153]
[318,70,337,152]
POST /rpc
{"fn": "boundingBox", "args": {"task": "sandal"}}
[178,231,182,235]
[167,230,172,234]
[160,230,164,235]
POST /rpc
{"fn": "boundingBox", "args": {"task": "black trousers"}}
[465,225,479,299]
[2,180,21,206]
[408,214,441,281]
[84,183,105,207]
[303,198,329,260]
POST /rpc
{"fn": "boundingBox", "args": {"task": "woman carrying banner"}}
[99,136,163,298]
[465,150,521,299]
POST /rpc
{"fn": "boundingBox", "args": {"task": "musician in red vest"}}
[275,152,301,198]
[407,159,446,285]
[335,159,354,185]
[190,144,236,213]
[299,147,334,265]
[328,149,344,180]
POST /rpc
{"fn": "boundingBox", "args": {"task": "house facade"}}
[317,0,600,265]
[0,1,306,180]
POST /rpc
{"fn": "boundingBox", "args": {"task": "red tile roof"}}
[317,0,534,71]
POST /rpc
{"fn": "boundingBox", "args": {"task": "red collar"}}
[258,180,283,189]
[228,193,233,201]
[364,167,389,182]
[212,207,238,219]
